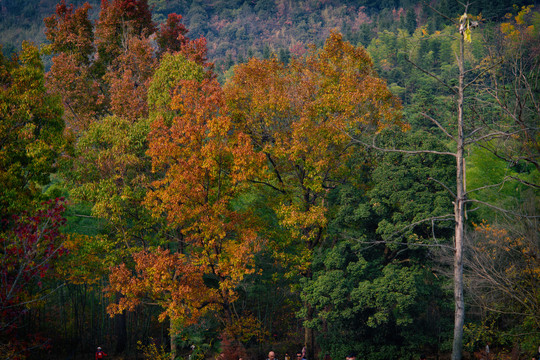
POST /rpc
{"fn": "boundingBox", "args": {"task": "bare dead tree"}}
[350,3,539,360]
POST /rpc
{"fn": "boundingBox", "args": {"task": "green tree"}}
[303,128,456,360]
[0,41,65,221]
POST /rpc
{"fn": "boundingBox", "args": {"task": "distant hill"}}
[1,0,534,74]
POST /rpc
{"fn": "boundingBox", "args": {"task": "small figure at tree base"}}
[96,347,107,359]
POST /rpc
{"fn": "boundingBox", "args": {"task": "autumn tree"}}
[0,198,67,359]
[44,0,105,131]
[44,0,205,132]
[43,0,214,353]
[464,214,539,347]
[107,52,266,359]
[224,32,403,358]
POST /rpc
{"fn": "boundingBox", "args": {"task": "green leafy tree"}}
[303,128,456,360]
[0,42,65,221]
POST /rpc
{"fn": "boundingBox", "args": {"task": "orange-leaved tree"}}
[44,0,205,132]
[107,53,267,358]
[44,1,212,352]
[224,31,404,357]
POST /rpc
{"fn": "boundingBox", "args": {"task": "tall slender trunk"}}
[171,318,178,360]
[452,21,466,360]
[115,310,127,354]
[304,304,314,360]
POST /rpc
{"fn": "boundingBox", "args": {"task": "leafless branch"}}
[347,133,457,157]
[465,179,509,195]
[465,129,525,145]
[426,2,458,24]
[428,176,457,198]
[4,283,65,309]
[506,176,540,189]
[464,125,486,140]
[463,60,504,90]
[352,238,454,250]
[404,57,457,94]
[421,112,455,141]
[465,199,540,218]
[72,213,96,218]
[474,141,540,171]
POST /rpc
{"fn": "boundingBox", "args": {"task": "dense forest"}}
[0,1,538,360]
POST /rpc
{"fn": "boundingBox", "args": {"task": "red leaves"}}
[46,52,106,131]
[45,0,207,132]
[157,13,190,54]
[181,37,212,69]
[97,0,155,45]
[105,36,157,121]
[1,198,67,349]
[156,13,212,69]
[44,0,94,62]
[1,198,67,290]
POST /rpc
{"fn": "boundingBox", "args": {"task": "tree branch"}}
[421,112,456,141]
[404,57,457,94]
[465,129,525,145]
[465,198,540,218]
[463,60,503,91]
[426,2,458,25]
[348,133,457,157]
[428,176,457,198]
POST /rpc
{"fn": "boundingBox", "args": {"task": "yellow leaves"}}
[472,221,539,285]
[464,28,472,43]
[501,5,535,41]
[515,5,532,25]
[224,33,404,281]
[459,13,481,43]
[278,204,328,243]
[500,22,517,38]
[225,314,269,343]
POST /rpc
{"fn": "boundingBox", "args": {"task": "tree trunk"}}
[452,19,466,360]
[171,318,178,360]
[115,310,127,354]
[304,304,314,360]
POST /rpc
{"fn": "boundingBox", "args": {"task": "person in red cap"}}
[96,346,107,359]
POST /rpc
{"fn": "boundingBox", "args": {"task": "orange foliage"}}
[105,36,157,122]
[46,52,106,132]
[118,62,268,329]
[107,247,215,324]
[224,32,403,271]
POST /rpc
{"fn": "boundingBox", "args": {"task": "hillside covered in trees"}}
[1,0,536,74]
[0,1,538,360]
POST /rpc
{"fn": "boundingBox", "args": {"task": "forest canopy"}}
[0,1,538,360]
